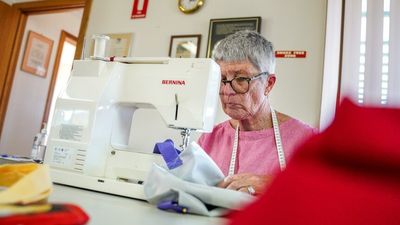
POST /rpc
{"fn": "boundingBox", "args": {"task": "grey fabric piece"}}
[144,142,254,216]
[176,190,228,216]
[172,142,224,186]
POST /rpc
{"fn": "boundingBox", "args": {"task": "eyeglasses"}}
[221,71,269,94]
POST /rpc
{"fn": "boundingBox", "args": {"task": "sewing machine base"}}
[49,168,146,200]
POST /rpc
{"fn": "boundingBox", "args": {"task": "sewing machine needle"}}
[175,93,179,120]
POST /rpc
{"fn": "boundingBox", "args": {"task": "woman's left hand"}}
[217,173,273,196]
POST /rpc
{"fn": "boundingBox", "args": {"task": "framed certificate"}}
[21,31,54,77]
[107,33,133,57]
[206,17,261,58]
[89,33,133,57]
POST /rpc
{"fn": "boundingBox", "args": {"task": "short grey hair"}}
[212,30,276,74]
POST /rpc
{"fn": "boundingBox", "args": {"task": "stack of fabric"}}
[0,163,88,224]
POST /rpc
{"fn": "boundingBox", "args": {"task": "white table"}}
[49,185,227,225]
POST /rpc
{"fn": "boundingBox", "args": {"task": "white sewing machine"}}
[43,57,221,200]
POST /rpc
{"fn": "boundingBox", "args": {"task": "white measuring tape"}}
[228,124,240,176]
[228,106,286,176]
[271,106,286,170]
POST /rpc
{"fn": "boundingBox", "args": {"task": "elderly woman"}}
[198,30,316,196]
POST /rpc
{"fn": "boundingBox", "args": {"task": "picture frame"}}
[206,17,261,58]
[88,33,133,58]
[107,33,133,57]
[169,34,201,58]
[21,31,54,77]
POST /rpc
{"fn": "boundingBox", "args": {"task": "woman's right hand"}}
[217,173,274,196]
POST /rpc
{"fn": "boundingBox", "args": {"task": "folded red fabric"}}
[229,99,400,225]
[0,204,89,225]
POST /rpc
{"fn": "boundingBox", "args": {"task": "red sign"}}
[131,0,149,19]
[275,50,307,58]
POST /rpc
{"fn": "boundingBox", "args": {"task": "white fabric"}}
[144,141,254,216]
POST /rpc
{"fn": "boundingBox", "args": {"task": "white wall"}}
[1,0,12,4]
[0,10,83,156]
[85,0,327,128]
[1,0,38,5]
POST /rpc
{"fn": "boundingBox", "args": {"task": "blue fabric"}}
[157,200,188,214]
[153,139,182,170]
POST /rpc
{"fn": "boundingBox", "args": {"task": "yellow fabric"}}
[0,163,52,205]
[0,203,51,215]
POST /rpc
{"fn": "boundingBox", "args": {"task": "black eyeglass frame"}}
[221,71,270,94]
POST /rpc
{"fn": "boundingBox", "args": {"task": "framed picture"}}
[206,17,261,58]
[107,33,133,57]
[88,33,133,57]
[21,31,54,77]
[169,34,201,58]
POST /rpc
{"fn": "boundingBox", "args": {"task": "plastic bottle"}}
[31,134,41,161]
[31,123,48,163]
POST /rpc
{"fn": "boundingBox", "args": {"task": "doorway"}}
[43,30,78,131]
[0,0,91,156]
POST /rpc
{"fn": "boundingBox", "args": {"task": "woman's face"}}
[218,60,274,120]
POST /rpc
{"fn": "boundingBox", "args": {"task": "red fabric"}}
[229,99,400,225]
[0,204,89,225]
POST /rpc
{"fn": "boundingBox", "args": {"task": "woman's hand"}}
[217,173,273,196]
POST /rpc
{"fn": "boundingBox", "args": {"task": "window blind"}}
[341,0,400,107]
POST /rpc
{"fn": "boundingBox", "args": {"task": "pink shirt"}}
[198,119,316,176]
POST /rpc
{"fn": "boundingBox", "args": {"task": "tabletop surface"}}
[49,184,227,225]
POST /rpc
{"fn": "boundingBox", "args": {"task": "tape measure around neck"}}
[228,107,286,176]
[228,124,239,176]
[271,107,286,170]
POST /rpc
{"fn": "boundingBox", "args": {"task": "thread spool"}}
[92,34,110,59]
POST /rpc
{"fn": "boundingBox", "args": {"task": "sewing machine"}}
[43,57,221,200]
